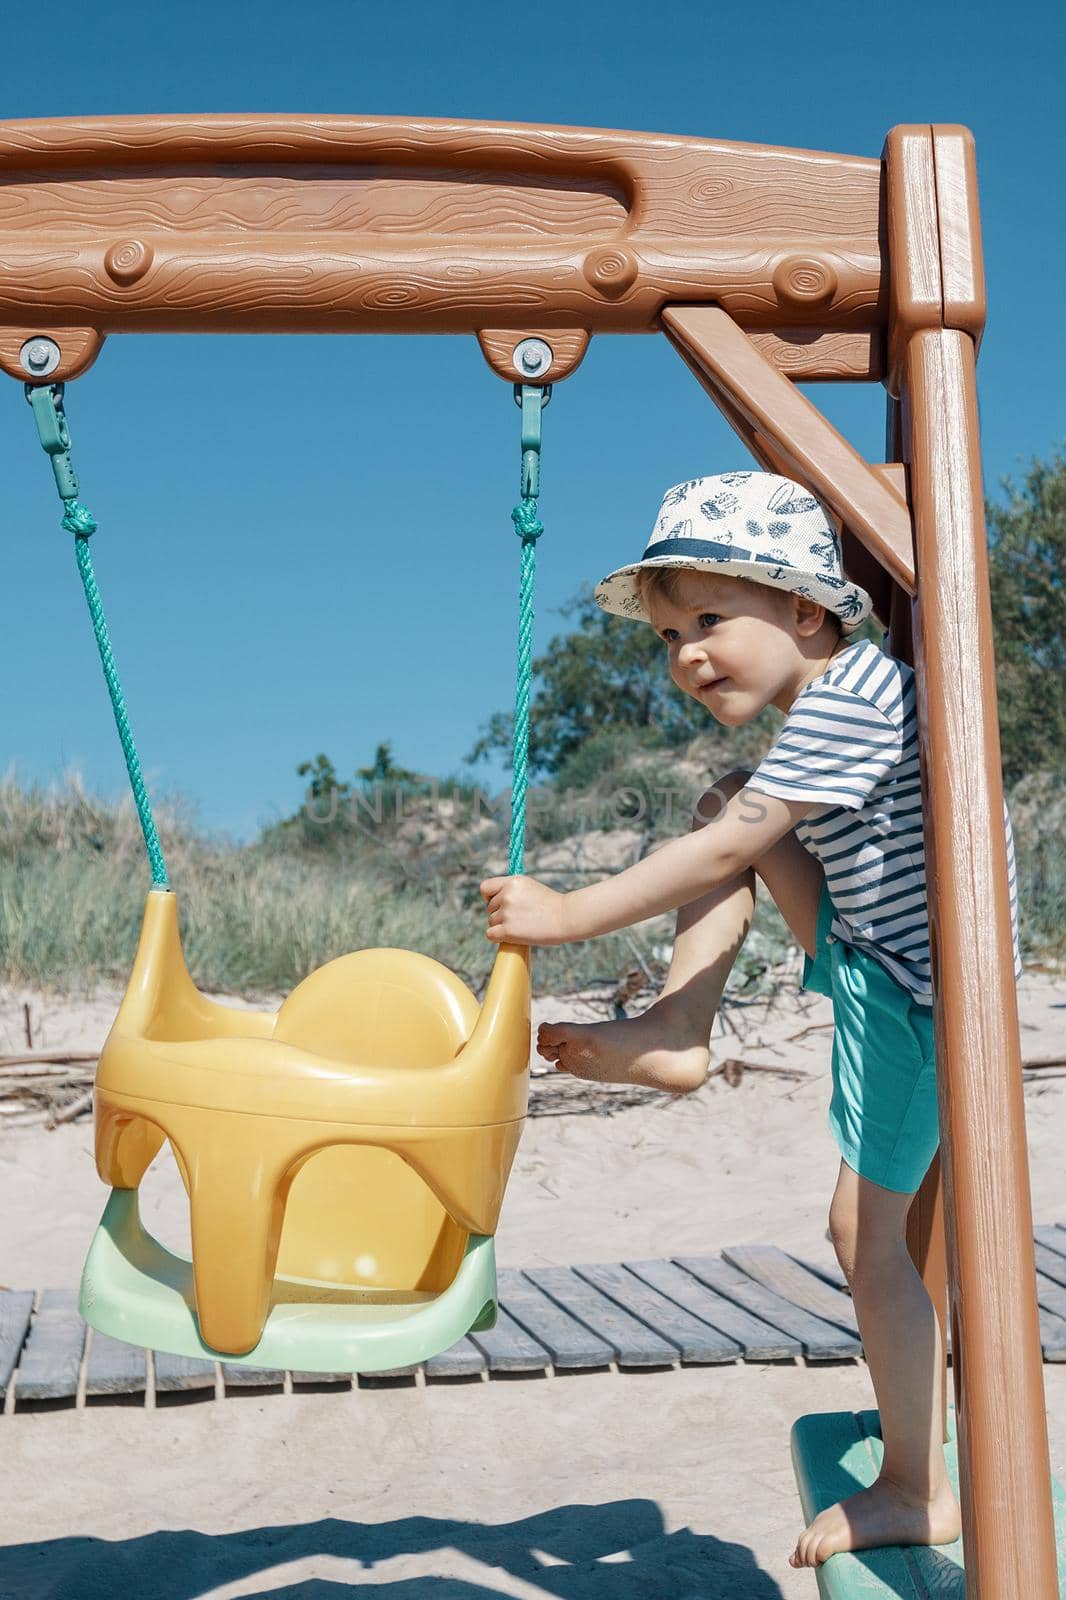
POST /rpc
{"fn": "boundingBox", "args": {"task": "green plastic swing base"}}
[791,1409,1066,1597]
[79,1188,498,1373]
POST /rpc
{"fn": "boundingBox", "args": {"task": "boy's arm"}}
[480,785,812,945]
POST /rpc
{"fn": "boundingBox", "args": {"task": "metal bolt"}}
[20,337,62,377]
[513,338,554,379]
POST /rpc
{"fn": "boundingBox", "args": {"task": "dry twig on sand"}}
[0,1050,99,1069]
[710,1057,811,1088]
[0,1051,98,1128]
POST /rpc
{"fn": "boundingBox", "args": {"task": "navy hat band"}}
[641,536,785,567]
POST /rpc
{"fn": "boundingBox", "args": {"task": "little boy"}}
[480,470,1019,1568]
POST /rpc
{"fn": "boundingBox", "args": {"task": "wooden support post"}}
[904,326,1058,1596]
[886,387,947,1441]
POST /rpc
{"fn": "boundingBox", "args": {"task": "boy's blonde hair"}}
[636,565,842,634]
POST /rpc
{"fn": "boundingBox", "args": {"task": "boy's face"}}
[646,570,821,725]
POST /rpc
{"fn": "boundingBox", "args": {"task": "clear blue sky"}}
[3,0,1064,840]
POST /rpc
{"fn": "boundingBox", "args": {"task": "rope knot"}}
[511,497,544,543]
[61,498,98,538]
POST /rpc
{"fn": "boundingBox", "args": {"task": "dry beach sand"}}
[1,972,1064,1598]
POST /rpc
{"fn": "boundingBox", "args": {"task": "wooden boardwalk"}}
[4,1226,1066,1410]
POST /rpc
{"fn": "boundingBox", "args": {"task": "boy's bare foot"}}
[537,996,711,1094]
[789,1475,962,1567]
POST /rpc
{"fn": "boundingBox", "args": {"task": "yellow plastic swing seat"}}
[79,890,530,1370]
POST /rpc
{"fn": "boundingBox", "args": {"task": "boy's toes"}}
[789,1529,818,1568]
[537,1023,568,1059]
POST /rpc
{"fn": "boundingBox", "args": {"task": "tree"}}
[986,450,1066,785]
[355,742,422,785]
[295,753,349,806]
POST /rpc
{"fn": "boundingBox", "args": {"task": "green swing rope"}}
[508,384,548,877]
[28,385,170,890]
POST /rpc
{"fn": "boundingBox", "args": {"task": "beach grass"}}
[0,778,690,997]
[1,775,1060,997]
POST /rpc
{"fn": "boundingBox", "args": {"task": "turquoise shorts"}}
[804,886,940,1195]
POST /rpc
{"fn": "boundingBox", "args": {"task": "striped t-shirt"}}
[746,639,1020,1005]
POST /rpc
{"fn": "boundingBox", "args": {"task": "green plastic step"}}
[791,1409,1066,1597]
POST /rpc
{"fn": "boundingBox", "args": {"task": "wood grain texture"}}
[628,1258,797,1359]
[476,328,589,383]
[0,325,104,382]
[0,115,882,237]
[14,1289,85,1401]
[673,1256,860,1360]
[883,126,942,397]
[721,1246,860,1339]
[0,170,627,236]
[468,1305,553,1373]
[84,1329,147,1397]
[905,326,1060,1598]
[497,1268,613,1369]
[789,1256,848,1292]
[221,1363,285,1389]
[746,328,883,381]
[153,1350,217,1392]
[932,127,985,349]
[523,1266,679,1367]
[0,1291,34,1397]
[423,1335,486,1379]
[662,305,916,593]
[575,1262,742,1364]
[0,115,886,352]
[0,239,883,339]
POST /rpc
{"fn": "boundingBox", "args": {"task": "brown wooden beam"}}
[0,114,888,382]
[661,304,916,593]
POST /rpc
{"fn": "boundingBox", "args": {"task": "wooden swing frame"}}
[0,113,1055,1594]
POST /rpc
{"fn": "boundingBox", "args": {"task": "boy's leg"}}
[791,1160,961,1566]
[537,771,823,1091]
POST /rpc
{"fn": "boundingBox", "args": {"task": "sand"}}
[1,972,1064,1597]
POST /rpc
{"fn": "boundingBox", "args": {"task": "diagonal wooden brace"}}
[661,304,916,595]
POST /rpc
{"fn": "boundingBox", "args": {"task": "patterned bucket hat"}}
[595,471,872,632]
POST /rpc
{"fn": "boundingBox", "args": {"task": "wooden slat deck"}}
[675,1255,862,1361]
[524,1265,680,1367]
[13,1289,85,1402]
[721,1245,861,1339]
[625,1258,798,1360]
[4,1227,1064,1410]
[576,1262,744,1364]
[84,1329,147,1397]
[0,1290,33,1398]
[153,1350,216,1393]
[469,1305,553,1374]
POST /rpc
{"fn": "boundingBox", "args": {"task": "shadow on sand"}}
[1,1500,788,1599]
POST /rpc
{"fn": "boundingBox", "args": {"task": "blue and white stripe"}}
[748,640,1021,1005]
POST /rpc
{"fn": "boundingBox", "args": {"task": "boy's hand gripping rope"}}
[508,382,550,877]
[27,383,169,889]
